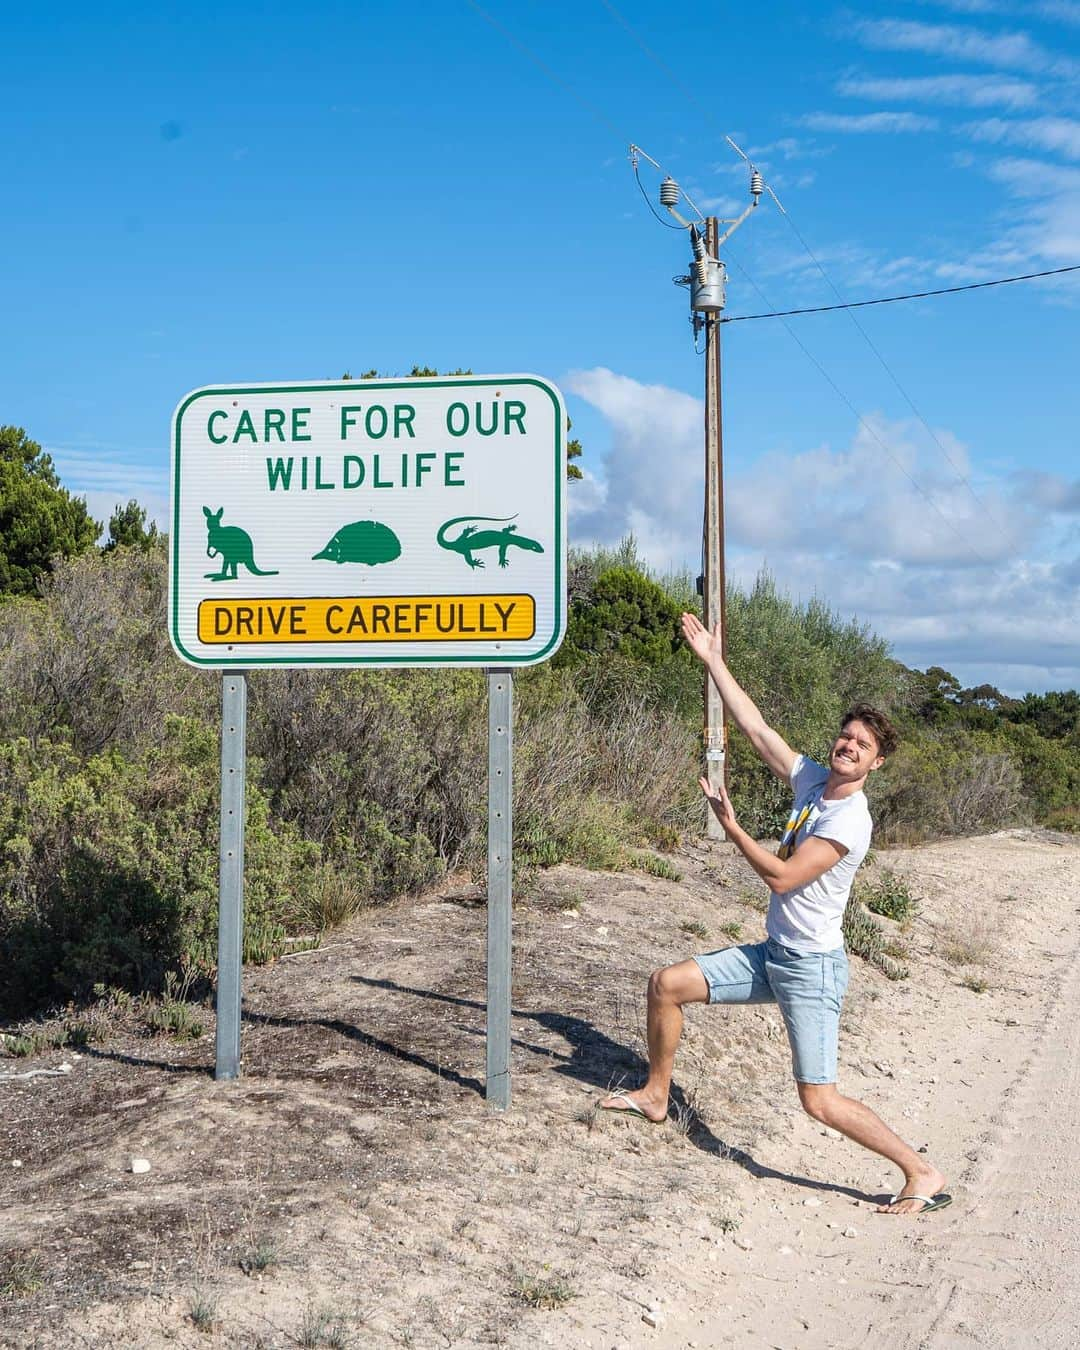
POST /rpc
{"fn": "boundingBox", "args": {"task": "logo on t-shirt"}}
[777,802,816,860]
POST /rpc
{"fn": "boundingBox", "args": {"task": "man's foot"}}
[597,1087,667,1123]
[875,1165,949,1215]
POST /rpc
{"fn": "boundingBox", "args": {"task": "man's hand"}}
[699,776,738,837]
[681,612,720,664]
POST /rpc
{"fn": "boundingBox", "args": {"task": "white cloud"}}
[964,115,1080,158]
[565,370,1078,690]
[801,111,940,134]
[983,155,1080,263]
[688,190,743,215]
[852,17,1079,77]
[1014,470,1080,511]
[725,413,1032,567]
[837,73,1039,110]
[917,0,1009,11]
[48,445,169,533]
[913,0,1080,28]
[1036,0,1080,25]
[564,368,703,568]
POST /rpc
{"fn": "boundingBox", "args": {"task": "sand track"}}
[2,829,1078,1348]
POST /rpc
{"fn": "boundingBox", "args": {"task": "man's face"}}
[829,719,884,781]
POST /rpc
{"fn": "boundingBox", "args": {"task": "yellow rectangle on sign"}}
[197,594,536,644]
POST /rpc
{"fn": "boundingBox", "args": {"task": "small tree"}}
[563,566,683,665]
[104,499,160,553]
[0,426,100,596]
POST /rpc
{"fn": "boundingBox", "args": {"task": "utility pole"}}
[701,216,727,836]
[634,146,764,836]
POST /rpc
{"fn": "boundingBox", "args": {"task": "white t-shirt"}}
[765,754,873,954]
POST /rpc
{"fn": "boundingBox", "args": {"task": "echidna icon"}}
[312,519,402,565]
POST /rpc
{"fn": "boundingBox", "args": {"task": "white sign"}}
[169,375,567,668]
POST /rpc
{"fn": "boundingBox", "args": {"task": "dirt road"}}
[2,829,1078,1348]
[899,918,1080,1349]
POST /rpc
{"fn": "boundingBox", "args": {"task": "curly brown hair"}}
[841,703,899,758]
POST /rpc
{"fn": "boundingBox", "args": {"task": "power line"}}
[464,0,626,139]
[597,0,709,119]
[720,264,1080,323]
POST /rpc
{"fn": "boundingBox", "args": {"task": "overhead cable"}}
[720,264,1080,323]
[465,0,626,139]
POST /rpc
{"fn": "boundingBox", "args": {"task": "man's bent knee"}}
[798,1082,840,1124]
[648,960,709,1007]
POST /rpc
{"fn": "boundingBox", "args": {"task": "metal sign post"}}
[215,670,247,1080]
[485,669,513,1108]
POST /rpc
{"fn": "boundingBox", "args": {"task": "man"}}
[599,612,949,1217]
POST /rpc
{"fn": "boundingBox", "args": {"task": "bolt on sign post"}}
[169,375,567,1098]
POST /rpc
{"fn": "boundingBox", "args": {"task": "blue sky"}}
[3,0,1079,694]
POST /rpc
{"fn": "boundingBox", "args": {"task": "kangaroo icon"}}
[202,506,279,581]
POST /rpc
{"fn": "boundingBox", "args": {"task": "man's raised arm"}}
[681,613,797,782]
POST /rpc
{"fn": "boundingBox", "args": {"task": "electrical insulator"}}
[750,170,764,198]
[659,177,680,207]
[695,258,709,287]
[691,228,707,262]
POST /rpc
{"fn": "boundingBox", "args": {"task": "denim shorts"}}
[692,939,849,1084]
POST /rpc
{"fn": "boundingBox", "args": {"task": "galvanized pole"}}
[703,216,728,836]
[215,670,247,1081]
[486,668,513,1109]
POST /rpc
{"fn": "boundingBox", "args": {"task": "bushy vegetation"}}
[856,870,919,925]
[2,521,1077,1019]
[0,543,697,1017]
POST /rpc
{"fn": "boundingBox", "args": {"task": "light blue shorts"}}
[692,939,849,1084]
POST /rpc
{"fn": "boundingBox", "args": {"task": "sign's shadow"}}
[315,974,872,1203]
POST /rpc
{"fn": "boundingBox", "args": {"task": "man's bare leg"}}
[798,1083,948,1215]
[599,960,709,1122]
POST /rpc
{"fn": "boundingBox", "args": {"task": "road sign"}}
[169,375,567,667]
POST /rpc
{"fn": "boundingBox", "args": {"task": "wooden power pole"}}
[702,216,727,837]
[628,145,765,838]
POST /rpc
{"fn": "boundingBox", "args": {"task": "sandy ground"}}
[2,827,1079,1348]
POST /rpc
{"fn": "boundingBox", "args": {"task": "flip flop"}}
[597,1088,661,1122]
[881,1192,953,1214]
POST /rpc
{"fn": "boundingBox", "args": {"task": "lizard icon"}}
[436,515,544,570]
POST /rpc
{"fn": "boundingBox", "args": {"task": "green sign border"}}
[170,377,565,669]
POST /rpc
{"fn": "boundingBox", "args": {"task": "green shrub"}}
[997,721,1080,817]
[842,899,908,980]
[857,869,919,925]
[562,566,683,666]
[869,730,1024,843]
[629,851,681,881]
[0,721,319,1017]
[145,968,204,1040]
[0,543,214,756]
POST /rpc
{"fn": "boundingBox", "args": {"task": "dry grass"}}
[0,1251,43,1299]
[510,1268,576,1310]
[941,919,997,967]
